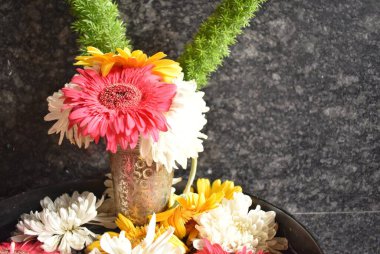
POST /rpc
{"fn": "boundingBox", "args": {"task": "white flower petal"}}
[100,231,132,254]
[143,213,156,246]
[40,234,61,252]
[140,77,208,172]
[194,192,282,253]
[44,84,93,148]
[13,192,101,253]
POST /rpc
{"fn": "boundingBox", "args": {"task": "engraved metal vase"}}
[110,147,173,225]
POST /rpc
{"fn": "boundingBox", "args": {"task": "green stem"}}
[67,0,131,53]
[184,158,198,194]
[178,0,267,88]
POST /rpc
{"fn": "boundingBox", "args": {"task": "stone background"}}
[0,0,379,253]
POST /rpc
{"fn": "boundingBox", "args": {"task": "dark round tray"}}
[0,180,323,254]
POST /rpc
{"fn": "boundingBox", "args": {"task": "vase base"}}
[110,149,173,225]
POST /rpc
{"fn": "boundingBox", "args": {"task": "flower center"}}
[99,83,142,110]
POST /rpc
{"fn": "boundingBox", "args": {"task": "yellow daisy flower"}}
[155,178,242,241]
[116,213,186,250]
[155,191,224,239]
[197,178,242,200]
[75,46,182,83]
[86,213,187,253]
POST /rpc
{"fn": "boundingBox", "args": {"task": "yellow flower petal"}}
[155,183,227,240]
[211,179,222,192]
[74,46,182,83]
[155,207,177,221]
[73,61,92,66]
[153,59,179,67]
[116,47,131,58]
[197,178,211,198]
[101,62,115,76]
[116,213,136,232]
[87,46,104,55]
[198,178,242,200]
[147,52,167,62]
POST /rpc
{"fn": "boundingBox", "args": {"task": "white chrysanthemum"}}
[140,76,209,172]
[44,83,93,148]
[89,214,183,254]
[193,192,288,254]
[12,192,109,254]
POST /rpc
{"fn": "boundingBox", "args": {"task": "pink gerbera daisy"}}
[63,65,176,152]
[0,241,59,254]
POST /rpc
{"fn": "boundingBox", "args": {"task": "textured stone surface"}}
[294,212,380,254]
[0,0,379,253]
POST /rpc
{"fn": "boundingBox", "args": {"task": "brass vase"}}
[110,147,173,225]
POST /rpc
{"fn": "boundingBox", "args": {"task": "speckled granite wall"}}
[0,0,379,253]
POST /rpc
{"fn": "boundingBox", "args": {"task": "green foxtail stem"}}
[178,0,267,88]
[184,158,198,194]
[67,0,131,53]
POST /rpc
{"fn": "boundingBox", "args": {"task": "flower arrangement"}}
[1,0,292,253]
[7,178,287,254]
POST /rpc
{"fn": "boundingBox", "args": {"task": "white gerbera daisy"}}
[193,192,288,254]
[12,192,108,254]
[44,83,93,148]
[140,75,209,172]
[89,214,183,254]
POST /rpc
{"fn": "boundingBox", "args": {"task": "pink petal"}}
[63,66,176,151]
